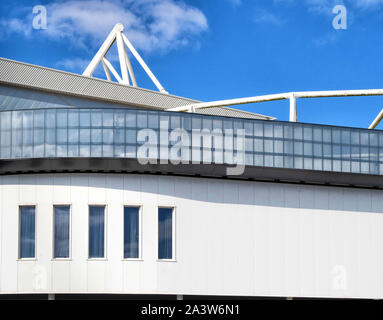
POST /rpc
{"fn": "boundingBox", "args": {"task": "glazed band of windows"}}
[1,106,383,176]
[18,205,174,261]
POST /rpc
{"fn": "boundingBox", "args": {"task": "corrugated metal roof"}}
[0,57,274,120]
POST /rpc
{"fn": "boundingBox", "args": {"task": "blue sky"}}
[1,0,383,128]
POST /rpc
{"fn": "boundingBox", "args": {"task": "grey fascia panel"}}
[1,158,382,189]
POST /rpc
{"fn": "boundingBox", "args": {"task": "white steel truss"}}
[83,23,167,94]
[82,26,383,129]
[167,89,383,129]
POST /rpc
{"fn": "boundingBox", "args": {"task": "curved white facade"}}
[1,173,383,299]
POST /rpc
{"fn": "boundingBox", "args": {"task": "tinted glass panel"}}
[89,206,105,258]
[158,208,173,260]
[124,207,139,259]
[19,206,35,258]
[54,206,70,258]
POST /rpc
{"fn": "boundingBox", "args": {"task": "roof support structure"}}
[369,108,383,129]
[116,30,130,85]
[167,89,383,127]
[101,60,111,81]
[83,23,167,94]
[121,32,167,93]
[83,24,120,77]
[124,50,137,87]
[289,93,297,123]
[102,57,122,83]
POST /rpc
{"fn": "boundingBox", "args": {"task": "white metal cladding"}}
[0,58,274,120]
[1,173,383,299]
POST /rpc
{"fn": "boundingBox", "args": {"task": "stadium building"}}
[1,24,383,299]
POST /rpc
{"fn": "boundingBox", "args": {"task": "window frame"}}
[18,204,37,260]
[87,204,107,260]
[157,206,176,262]
[122,205,143,261]
[52,204,72,260]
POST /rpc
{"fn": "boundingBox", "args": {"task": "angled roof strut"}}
[83,23,168,94]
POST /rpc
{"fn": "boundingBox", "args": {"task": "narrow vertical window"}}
[124,206,140,259]
[53,205,70,258]
[89,206,105,258]
[19,206,36,259]
[158,207,174,260]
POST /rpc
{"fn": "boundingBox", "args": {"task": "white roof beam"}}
[121,32,167,94]
[289,93,297,122]
[102,59,112,81]
[168,93,289,112]
[82,24,121,77]
[168,89,383,127]
[169,89,383,112]
[83,23,166,93]
[124,50,137,87]
[102,57,122,83]
[369,108,383,129]
[116,29,130,85]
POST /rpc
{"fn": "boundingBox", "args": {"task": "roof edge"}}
[0,57,199,103]
[0,57,275,120]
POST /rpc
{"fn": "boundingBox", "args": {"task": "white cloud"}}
[354,0,383,8]
[1,0,208,53]
[274,0,383,13]
[304,0,336,15]
[56,57,90,71]
[1,18,32,37]
[312,32,340,46]
[254,9,285,25]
